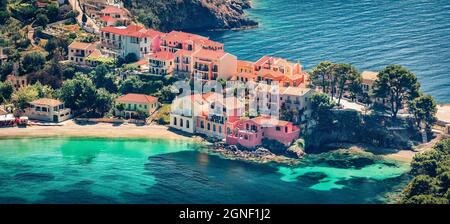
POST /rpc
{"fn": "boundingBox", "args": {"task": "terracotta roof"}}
[148,51,174,61]
[164,31,207,43]
[281,86,311,96]
[193,49,228,60]
[237,60,253,67]
[251,116,290,126]
[86,49,105,59]
[100,25,145,36]
[30,98,63,107]
[134,58,149,66]
[174,49,196,56]
[116,93,158,105]
[100,6,128,15]
[68,41,96,50]
[361,71,378,81]
[144,29,164,39]
[99,16,117,23]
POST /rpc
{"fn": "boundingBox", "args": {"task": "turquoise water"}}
[0,137,410,203]
[197,0,450,103]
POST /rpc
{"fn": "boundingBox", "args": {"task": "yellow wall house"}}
[25,98,72,123]
[115,93,159,118]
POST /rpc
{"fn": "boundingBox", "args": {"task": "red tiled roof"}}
[101,25,164,39]
[116,93,158,105]
[101,6,127,15]
[237,60,253,67]
[193,49,227,60]
[174,49,195,56]
[144,29,164,39]
[251,116,290,126]
[68,41,97,50]
[31,98,63,107]
[100,25,144,36]
[99,16,117,23]
[148,51,174,61]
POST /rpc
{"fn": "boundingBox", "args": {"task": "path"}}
[68,0,100,34]
[26,25,44,51]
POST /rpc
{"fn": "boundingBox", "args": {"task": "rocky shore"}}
[127,0,258,31]
[206,143,301,165]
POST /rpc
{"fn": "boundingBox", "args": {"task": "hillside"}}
[124,0,258,31]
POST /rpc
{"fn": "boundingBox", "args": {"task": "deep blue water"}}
[198,0,450,103]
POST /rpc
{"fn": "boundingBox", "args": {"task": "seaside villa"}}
[24,98,72,123]
[68,41,98,66]
[226,116,300,148]
[115,93,159,118]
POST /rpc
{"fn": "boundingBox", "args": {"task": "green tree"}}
[58,73,97,112]
[310,61,333,94]
[119,75,144,94]
[93,88,114,117]
[332,63,358,105]
[310,92,335,124]
[46,4,59,23]
[32,82,56,99]
[22,52,46,74]
[35,13,49,28]
[0,81,14,104]
[374,65,420,120]
[11,85,39,110]
[409,94,437,130]
[124,53,138,63]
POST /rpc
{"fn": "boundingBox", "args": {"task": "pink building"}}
[148,51,175,75]
[161,31,224,53]
[98,6,131,26]
[226,116,300,148]
[100,25,164,59]
[192,49,237,81]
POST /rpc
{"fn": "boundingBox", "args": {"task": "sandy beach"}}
[0,120,194,141]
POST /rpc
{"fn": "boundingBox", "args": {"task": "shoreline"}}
[0,120,196,142]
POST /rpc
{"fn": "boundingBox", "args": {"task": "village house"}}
[169,94,205,134]
[253,56,306,87]
[98,5,132,27]
[192,49,237,81]
[361,71,378,94]
[148,51,175,76]
[226,116,300,148]
[115,93,159,118]
[6,75,27,90]
[68,41,98,65]
[161,31,224,53]
[174,49,195,78]
[25,98,72,123]
[169,93,245,139]
[100,25,163,59]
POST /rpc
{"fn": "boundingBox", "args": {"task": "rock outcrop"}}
[127,0,257,32]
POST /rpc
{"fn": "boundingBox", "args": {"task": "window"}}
[276,127,281,131]
[219,126,222,133]
[285,127,288,132]
[173,117,177,125]
[200,121,204,129]
[180,119,183,127]
[186,120,190,129]
[144,105,148,109]
[207,123,210,130]
[213,124,216,132]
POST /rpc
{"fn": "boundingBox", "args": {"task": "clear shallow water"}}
[197,0,450,103]
[0,137,410,203]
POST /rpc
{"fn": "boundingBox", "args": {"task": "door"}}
[53,115,58,122]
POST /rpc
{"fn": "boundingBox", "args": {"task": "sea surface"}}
[197,0,450,103]
[0,137,410,204]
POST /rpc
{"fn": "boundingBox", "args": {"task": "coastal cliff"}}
[125,0,257,31]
